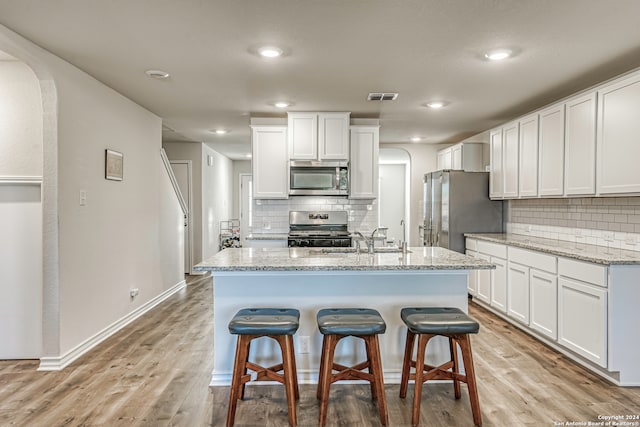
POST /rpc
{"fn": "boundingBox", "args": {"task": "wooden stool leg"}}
[277,335,298,427]
[227,335,251,427]
[364,336,378,401]
[316,335,330,400]
[458,334,482,427]
[240,340,251,400]
[399,330,415,399]
[319,334,338,427]
[412,334,433,427]
[369,334,389,426]
[288,335,299,400]
[449,337,461,399]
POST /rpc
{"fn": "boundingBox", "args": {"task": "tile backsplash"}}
[251,197,378,234]
[508,197,640,251]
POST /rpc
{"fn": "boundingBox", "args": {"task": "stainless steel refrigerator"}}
[423,170,503,253]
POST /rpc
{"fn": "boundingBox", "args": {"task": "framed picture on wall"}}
[105,149,124,181]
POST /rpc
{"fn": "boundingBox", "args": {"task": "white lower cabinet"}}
[466,250,478,296]
[475,252,492,304]
[558,276,608,368]
[529,269,557,340]
[507,261,529,324]
[491,257,507,313]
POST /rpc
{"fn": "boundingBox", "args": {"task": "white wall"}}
[163,142,203,262]
[232,160,251,219]
[0,24,185,361]
[163,142,234,262]
[202,144,233,260]
[0,60,42,177]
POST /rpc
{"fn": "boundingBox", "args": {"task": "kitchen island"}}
[195,246,493,385]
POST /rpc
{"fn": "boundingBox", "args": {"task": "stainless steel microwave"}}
[289,160,348,196]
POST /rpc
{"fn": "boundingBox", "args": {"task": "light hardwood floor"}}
[1,275,639,426]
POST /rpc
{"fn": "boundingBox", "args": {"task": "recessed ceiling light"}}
[273,101,290,108]
[209,129,229,135]
[145,69,170,79]
[410,137,422,142]
[258,46,283,58]
[426,101,446,109]
[484,49,512,61]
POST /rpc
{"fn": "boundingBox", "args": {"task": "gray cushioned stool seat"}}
[228,308,300,336]
[317,308,386,336]
[401,307,479,335]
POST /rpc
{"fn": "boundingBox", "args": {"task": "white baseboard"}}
[38,280,186,371]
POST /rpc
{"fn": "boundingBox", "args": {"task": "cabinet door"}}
[466,250,478,296]
[437,148,452,170]
[558,277,607,367]
[318,112,350,160]
[538,104,565,195]
[349,126,379,199]
[475,252,491,304]
[530,269,557,340]
[507,261,529,324]
[518,113,539,197]
[252,126,289,199]
[489,129,503,198]
[502,121,519,198]
[288,112,318,160]
[491,257,507,313]
[565,92,597,195]
[452,145,463,170]
[597,72,640,194]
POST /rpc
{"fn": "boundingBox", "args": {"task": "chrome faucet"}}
[354,230,375,254]
[400,219,408,254]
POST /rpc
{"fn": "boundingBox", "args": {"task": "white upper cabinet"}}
[288,112,350,160]
[565,92,597,195]
[451,145,463,169]
[437,148,452,170]
[538,104,565,196]
[503,121,519,198]
[597,72,640,194]
[318,113,350,160]
[349,125,379,199]
[251,126,289,199]
[288,113,318,160]
[489,128,503,199]
[518,113,539,197]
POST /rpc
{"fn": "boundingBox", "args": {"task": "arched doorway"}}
[0,41,60,362]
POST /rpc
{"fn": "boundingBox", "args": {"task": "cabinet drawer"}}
[477,240,507,258]
[558,257,607,288]
[508,247,557,273]
[466,238,478,251]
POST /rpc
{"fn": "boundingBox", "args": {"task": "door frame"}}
[378,157,411,244]
[239,173,252,246]
[169,159,194,275]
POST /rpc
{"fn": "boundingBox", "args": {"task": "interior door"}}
[378,164,406,244]
[170,161,193,274]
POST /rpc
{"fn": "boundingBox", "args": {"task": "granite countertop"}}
[194,246,495,272]
[245,233,289,241]
[465,233,640,265]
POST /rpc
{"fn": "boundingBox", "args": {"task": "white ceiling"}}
[2,1,640,159]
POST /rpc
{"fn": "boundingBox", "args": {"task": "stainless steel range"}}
[288,211,352,248]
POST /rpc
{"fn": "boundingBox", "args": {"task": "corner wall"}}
[1,24,185,362]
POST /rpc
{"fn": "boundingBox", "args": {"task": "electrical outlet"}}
[625,234,637,245]
[603,231,615,241]
[79,190,87,206]
[298,336,310,354]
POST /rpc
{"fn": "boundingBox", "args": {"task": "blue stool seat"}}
[401,307,479,335]
[317,308,386,336]
[228,308,300,336]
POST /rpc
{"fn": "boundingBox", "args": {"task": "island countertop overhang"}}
[194,246,495,272]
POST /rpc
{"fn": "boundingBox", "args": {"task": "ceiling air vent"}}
[367,92,399,101]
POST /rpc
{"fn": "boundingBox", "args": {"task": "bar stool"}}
[399,307,482,427]
[316,308,388,426]
[226,308,300,427]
